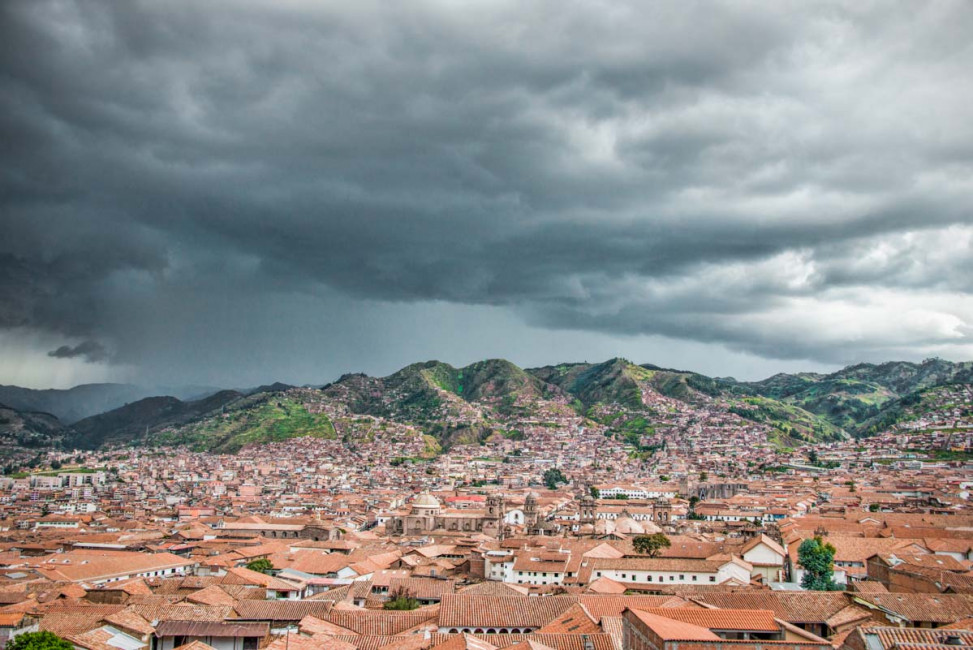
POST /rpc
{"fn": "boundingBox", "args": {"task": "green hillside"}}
[153,392,336,453]
[727,396,845,443]
[735,358,973,436]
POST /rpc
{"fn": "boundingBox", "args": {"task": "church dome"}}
[641,519,663,534]
[594,519,614,535]
[614,515,645,535]
[412,493,441,509]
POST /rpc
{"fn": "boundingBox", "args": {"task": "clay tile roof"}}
[39,605,126,636]
[536,604,600,635]
[854,593,973,624]
[438,595,576,629]
[457,582,529,597]
[626,608,721,642]
[638,607,780,632]
[479,634,616,650]
[233,600,334,622]
[127,603,233,622]
[867,626,973,649]
[577,595,688,619]
[265,633,357,650]
[824,604,872,628]
[154,621,269,638]
[388,577,456,600]
[327,605,438,636]
[689,592,854,623]
[68,627,124,650]
[429,634,499,650]
[103,608,156,637]
[298,614,359,637]
[583,578,626,595]
[185,585,239,607]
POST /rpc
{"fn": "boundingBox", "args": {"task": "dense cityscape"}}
[3,1,973,649]
[0,358,970,650]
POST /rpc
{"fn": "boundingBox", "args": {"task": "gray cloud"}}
[1,0,972,385]
[47,340,111,363]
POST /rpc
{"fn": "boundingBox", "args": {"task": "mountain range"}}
[1,357,970,460]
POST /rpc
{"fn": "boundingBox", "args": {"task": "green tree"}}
[6,632,74,650]
[798,537,839,591]
[807,449,819,465]
[698,471,708,481]
[632,533,671,557]
[589,486,600,499]
[543,468,567,490]
[246,558,274,574]
[868,503,880,512]
[383,587,420,610]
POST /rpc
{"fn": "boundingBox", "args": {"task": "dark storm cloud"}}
[48,340,110,363]
[1,0,972,382]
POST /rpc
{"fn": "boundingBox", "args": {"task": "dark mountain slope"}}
[0,404,66,457]
[0,383,220,424]
[67,391,244,449]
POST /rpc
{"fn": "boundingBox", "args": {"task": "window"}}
[692,575,697,581]
[709,576,716,582]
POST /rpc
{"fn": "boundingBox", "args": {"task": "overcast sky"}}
[2,0,972,389]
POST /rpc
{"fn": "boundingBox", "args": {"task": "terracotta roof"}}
[39,605,126,636]
[584,577,626,595]
[626,608,721,642]
[298,614,359,636]
[68,626,129,650]
[233,600,334,622]
[535,604,599,635]
[154,621,269,638]
[185,585,240,607]
[127,603,233,622]
[690,592,855,624]
[429,634,498,650]
[328,603,438,636]
[439,595,577,629]
[577,595,688,619]
[860,625,973,650]
[388,577,456,600]
[636,607,780,632]
[457,583,529,597]
[265,633,357,650]
[853,593,973,624]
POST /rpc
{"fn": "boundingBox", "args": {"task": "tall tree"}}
[246,558,274,574]
[798,537,839,591]
[6,632,74,650]
[543,468,567,490]
[633,533,671,557]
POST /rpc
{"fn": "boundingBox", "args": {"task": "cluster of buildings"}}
[0,383,969,649]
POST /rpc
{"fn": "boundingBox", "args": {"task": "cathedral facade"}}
[388,493,506,538]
